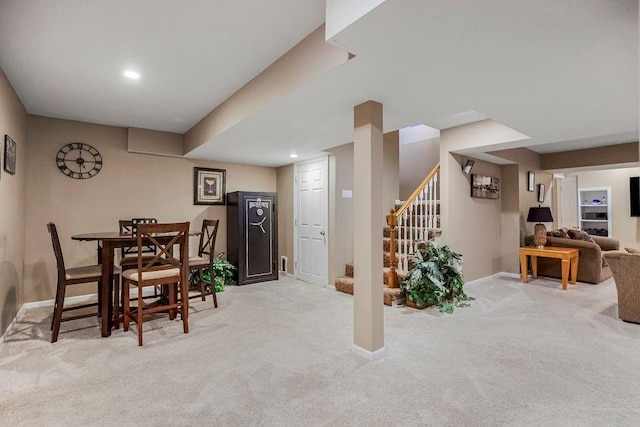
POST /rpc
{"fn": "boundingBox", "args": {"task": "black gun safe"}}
[226,191,278,285]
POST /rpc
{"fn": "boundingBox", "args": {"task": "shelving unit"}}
[578,187,611,237]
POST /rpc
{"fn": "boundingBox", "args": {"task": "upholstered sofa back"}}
[523,235,620,284]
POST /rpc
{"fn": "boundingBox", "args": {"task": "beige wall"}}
[567,167,640,250]
[325,131,398,286]
[327,142,354,284]
[399,137,440,200]
[23,115,276,303]
[128,127,184,158]
[0,68,28,335]
[490,147,554,240]
[441,153,504,280]
[276,164,294,274]
[500,164,520,274]
[541,142,639,170]
[382,131,399,212]
[439,120,529,281]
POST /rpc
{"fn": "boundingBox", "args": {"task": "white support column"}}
[352,100,385,360]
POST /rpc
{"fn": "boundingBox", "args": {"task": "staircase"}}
[334,164,441,306]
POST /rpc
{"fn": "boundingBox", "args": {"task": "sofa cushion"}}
[547,229,568,238]
[567,228,596,244]
[624,247,640,254]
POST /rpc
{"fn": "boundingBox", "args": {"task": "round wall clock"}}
[56,142,103,179]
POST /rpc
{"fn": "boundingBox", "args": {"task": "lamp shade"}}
[527,207,553,223]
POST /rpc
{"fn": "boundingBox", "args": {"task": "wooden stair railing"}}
[386,163,440,288]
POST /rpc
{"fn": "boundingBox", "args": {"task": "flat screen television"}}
[630,177,640,217]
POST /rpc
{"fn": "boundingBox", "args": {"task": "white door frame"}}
[293,155,329,286]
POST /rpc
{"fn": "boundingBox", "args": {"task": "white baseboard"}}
[22,293,99,310]
[20,286,160,311]
[0,305,26,344]
[351,344,386,361]
[1,287,159,344]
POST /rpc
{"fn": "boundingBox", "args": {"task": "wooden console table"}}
[519,246,579,290]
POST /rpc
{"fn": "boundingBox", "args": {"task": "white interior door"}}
[560,176,579,228]
[294,157,329,286]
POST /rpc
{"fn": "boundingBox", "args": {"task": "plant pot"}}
[405,298,430,310]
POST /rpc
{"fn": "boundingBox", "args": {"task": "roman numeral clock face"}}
[56,143,103,180]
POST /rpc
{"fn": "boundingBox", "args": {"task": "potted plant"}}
[189,252,236,292]
[401,240,472,313]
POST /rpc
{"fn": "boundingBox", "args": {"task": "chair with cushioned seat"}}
[118,219,158,269]
[602,250,640,324]
[188,219,219,307]
[47,222,120,343]
[122,222,190,346]
[115,219,160,328]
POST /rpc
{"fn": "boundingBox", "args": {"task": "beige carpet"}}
[1,275,640,425]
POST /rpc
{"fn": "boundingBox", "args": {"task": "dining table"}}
[71,230,199,337]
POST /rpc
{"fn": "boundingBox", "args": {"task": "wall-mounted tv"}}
[630,177,640,217]
[471,174,500,199]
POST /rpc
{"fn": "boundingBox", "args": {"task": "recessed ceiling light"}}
[124,70,140,79]
[289,153,298,158]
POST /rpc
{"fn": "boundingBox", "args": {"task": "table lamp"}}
[527,206,554,249]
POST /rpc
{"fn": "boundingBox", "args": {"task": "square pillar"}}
[352,100,385,360]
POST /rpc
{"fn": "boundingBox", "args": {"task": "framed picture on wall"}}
[471,174,500,199]
[193,167,226,205]
[527,171,535,192]
[537,183,545,203]
[4,135,16,175]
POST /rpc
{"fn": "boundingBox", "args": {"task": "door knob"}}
[320,230,326,236]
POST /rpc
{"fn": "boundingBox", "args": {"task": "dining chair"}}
[188,219,220,307]
[122,222,190,346]
[47,222,120,343]
[119,219,158,269]
[115,218,159,328]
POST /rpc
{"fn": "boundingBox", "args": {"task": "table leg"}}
[531,256,538,279]
[561,258,570,290]
[570,255,579,284]
[101,241,115,337]
[519,251,528,283]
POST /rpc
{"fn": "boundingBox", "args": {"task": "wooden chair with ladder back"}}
[122,222,190,346]
[188,219,220,307]
[114,218,160,328]
[47,222,120,343]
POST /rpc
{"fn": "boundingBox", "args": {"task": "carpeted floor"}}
[1,274,639,426]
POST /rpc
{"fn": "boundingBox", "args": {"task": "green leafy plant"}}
[401,240,472,313]
[189,252,236,292]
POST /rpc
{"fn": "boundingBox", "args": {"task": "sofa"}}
[524,234,620,284]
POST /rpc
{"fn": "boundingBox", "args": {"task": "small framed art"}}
[537,184,545,203]
[4,135,16,175]
[193,167,226,205]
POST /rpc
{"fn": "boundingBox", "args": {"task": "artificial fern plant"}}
[401,240,472,313]
[189,252,236,292]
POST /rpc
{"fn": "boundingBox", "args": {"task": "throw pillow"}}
[625,247,640,254]
[567,228,596,244]
[546,229,567,238]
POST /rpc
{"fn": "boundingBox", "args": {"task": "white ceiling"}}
[0,0,638,167]
[0,0,326,133]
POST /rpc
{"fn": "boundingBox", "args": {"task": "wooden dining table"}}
[71,231,199,337]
